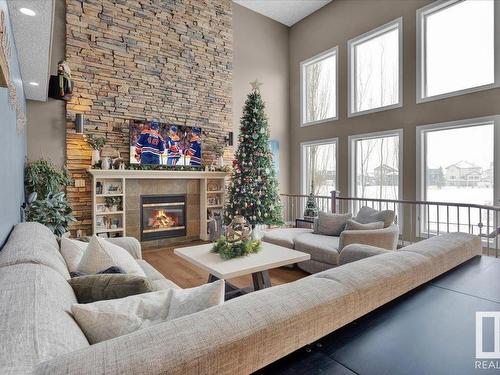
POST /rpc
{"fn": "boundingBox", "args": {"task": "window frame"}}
[347,17,403,118]
[416,0,500,103]
[348,129,404,200]
[300,137,339,195]
[300,46,339,127]
[415,115,500,206]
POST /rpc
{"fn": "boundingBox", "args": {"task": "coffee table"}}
[174,242,310,298]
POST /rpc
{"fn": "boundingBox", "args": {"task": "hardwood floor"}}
[143,242,309,289]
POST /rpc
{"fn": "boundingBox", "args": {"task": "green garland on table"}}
[211,236,262,260]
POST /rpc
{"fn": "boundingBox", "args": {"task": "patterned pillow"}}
[72,280,225,344]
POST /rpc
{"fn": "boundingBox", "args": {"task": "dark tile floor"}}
[257,256,500,375]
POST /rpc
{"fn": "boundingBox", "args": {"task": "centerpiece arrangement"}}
[211,215,262,260]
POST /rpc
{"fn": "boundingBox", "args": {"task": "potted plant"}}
[25,192,76,236]
[25,159,72,200]
[24,159,75,236]
[86,134,107,166]
[211,144,225,167]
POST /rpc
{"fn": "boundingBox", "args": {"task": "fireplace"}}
[140,195,187,241]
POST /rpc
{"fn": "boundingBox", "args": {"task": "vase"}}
[91,149,101,166]
[217,156,224,167]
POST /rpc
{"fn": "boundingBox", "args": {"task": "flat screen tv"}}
[129,119,202,167]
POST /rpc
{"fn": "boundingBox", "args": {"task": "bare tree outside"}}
[305,54,336,123]
[355,135,399,200]
[354,26,399,113]
[304,142,336,197]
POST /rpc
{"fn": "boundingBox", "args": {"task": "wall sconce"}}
[75,113,84,134]
[225,131,234,146]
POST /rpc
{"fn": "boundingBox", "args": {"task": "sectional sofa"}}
[0,222,481,374]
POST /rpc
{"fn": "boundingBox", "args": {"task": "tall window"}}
[301,47,338,126]
[301,139,337,196]
[348,18,402,117]
[350,130,402,200]
[417,0,497,101]
[417,117,498,234]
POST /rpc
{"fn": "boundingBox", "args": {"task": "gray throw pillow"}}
[344,219,384,231]
[69,274,155,304]
[314,212,352,236]
[355,206,395,228]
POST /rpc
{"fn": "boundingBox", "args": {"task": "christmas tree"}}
[303,181,319,219]
[224,80,283,227]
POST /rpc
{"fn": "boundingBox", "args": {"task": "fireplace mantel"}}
[88,169,228,180]
[88,169,228,242]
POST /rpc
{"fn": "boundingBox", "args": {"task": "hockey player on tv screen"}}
[184,127,202,166]
[135,120,164,165]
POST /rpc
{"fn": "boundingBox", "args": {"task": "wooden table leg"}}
[252,270,272,291]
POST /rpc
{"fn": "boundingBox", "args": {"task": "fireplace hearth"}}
[140,195,186,241]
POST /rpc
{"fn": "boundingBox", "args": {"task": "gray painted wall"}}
[232,3,290,193]
[288,0,500,197]
[26,0,65,167]
[0,0,27,245]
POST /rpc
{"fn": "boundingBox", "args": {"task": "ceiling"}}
[233,0,332,27]
[7,0,54,101]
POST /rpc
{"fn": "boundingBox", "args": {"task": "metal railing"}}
[280,192,500,256]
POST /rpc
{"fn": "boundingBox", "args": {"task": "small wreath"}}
[211,236,262,260]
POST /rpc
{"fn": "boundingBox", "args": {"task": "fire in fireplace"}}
[140,195,186,241]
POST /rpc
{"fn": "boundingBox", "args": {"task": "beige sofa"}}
[0,222,481,374]
[263,210,399,273]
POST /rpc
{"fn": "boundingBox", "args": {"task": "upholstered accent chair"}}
[263,206,399,273]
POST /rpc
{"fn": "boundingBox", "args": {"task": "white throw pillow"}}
[77,235,146,276]
[344,219,384,231]
[60,237,88,273]
[72,280,225,344]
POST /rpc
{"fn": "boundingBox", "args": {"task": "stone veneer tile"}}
[65,0,233,235]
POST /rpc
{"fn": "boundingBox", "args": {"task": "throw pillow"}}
[69,274,155,304]
[355,206,395,228]
[77,236,146,277]
[344,219,384,231]
[314,212,352,236]
[70,266,125,278]
[72,279,225,344]
[60,237,88,273]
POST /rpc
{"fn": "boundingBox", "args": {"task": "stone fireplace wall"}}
[125,179,200,249]
[65,0,233,235]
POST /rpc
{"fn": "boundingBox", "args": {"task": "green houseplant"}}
[24,159,75,236]
[25,192,76,236]
[25,159,72,200]
[86,134,107,166]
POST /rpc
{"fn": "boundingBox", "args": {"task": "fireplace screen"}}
[140,195,186,241]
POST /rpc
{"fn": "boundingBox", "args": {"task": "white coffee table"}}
[174,242,310,296]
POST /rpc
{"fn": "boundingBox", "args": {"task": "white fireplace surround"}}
[89,169,228,241]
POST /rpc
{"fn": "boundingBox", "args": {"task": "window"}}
[417,0,498,102]
[349,130,402,200]
[348,18,402,117]
[300,47,338,126]
[301,139,337,196]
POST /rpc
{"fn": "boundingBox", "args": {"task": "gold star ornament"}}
[250,79,263,91]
